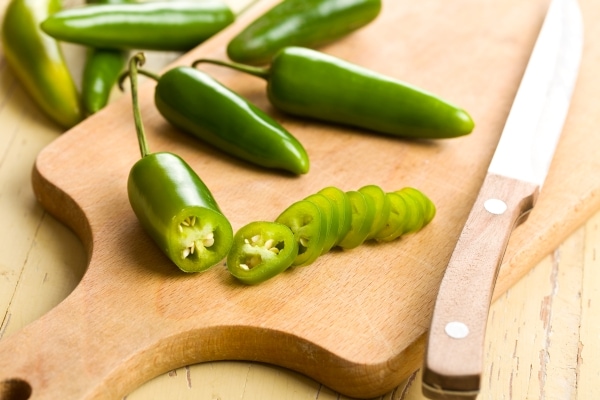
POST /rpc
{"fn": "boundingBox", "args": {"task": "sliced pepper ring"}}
[227,221,298,285]
[318,186,352,247]
[395,188,426,234]
[358,184,391,240]
[304,192,339,255]
[373,191,408,242]
[275,199,326,266]
[400,187,437,224]
[337,190,375,249]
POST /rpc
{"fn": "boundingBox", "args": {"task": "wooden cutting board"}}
[1,0,599,398]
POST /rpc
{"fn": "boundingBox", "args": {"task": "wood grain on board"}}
[1,0,600,399]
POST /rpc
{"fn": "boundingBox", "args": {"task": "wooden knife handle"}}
[422,173,539,399]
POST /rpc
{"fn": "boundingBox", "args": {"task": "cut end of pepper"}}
[170,208,233,273]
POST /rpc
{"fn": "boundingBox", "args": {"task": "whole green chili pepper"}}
[125,53,233,273]
[1,0,82,129]
[82,48,127,115]
[193,47,475,139]
[40,0,235,51]
[80,0,129,115]
[227,0,382,65]
[121,66,309,174]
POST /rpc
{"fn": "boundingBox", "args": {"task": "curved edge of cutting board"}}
[0,114,422,400]
[1,147,424,399]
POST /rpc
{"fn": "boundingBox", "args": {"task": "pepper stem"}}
[191,58,270,80]
[126,53,151,159]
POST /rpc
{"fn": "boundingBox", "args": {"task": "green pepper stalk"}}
[80,0,130,115]
[193,47,475,139]
[1,0,82,129]
[124,53,233,273]
[40,0,235,52]
[227,0,382,65]
[120,65,309,174]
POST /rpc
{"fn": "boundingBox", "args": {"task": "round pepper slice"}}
[401,187,437,224]
[396,188,426,234]
[275,199,326,266]
[227,221,298,285]
[337,190,375,249]
[373,192,408,242]
[304,193,339,255]
[318,186,352,247]
[358,184,390,240]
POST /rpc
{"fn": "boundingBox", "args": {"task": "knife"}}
[422,0,583,398]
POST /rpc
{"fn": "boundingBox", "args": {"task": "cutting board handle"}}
[0,276,132,400]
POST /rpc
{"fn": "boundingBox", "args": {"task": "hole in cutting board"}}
[0,378,32,400]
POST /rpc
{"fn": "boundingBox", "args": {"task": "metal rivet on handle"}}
[484,198,507,215]
[445,322,470,339]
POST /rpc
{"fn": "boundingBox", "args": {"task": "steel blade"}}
[488,0,583,186]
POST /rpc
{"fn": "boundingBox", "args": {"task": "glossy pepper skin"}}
[153,67,309,174]
[124,53,233,273]
[128,152,234,273]
[40,0,235,51]
[2,0,82,129]
[227,0,382,65]
[82,48,127,115]
[80,0,129,115]
[195,47,475,139]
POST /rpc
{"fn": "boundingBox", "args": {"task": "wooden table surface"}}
[1,0,599,399]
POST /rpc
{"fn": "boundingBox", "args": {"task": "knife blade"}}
[422,0,583,398]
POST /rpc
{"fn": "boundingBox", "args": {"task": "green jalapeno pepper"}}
[40,0,235,51]
[2,0,82,129]
[124,53,233,273]
[227,0,382,65]
[227,221,298,285]
[80,0,130,115]
[124,66,309,174]
[82,48,127,115]
[193,47,475,139]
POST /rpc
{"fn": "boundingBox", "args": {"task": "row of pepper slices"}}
[2,0,474,284]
